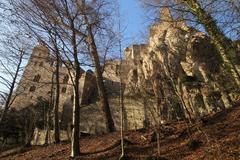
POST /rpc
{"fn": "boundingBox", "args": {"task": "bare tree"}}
[8,0,118,157]
[13,0,117,134]
[75,0,116,132]
[0,0,62,144]
[116,4,125,159]
[7,0,85,156]
[0,34,29,124]
[51,33,61,144]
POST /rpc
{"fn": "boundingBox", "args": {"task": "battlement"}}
[30,44,50,60]
[124,44,148,60]
[149,7,188,37]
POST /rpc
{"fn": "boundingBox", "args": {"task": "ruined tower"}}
[11,44,97,111]
[11,44,54,109]
[160,7,173,22]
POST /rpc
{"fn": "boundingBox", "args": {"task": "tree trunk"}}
[71,80,80,157]
[119,43,125,159]
[78,0,115,132]
[53,47,60,144]
[24,111,36,148]
[88,32,116,132]
[182,0,240,86]
[70,21,81,158]
[44,111,50,145]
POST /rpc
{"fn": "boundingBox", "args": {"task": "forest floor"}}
[0,102,240,160]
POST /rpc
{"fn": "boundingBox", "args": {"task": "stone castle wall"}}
[11,8,240,136]
[102,7,239,132]
[11,45,97,113]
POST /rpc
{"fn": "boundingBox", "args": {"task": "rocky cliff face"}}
[104,8,239,127]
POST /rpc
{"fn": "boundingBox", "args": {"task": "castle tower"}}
[160,7,187,29]
[28,44,50,68]
[11,44,97,112]
[160,7,173,22]
[11,44,54,109]
[124,45,141,60]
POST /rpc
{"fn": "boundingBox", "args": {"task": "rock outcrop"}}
[104,8,240,129]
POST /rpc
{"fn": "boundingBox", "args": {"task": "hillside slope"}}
[1,104,240,160]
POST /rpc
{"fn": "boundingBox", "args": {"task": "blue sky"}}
[119,0,149,48]
[0,0,148,93]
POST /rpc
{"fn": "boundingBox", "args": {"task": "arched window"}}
[63,75,69,84]
[61,87,67,93]
[29,86,36,92]
[115,65,119,75]
[33,74,41,82]
[53,72,57,79]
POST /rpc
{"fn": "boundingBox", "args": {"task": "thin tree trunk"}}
[89,37,115,132]
[24,111,36,148]
[118,17,125,158]
[86,25,116,132]
[70,21,81,158]
[120,81,125,159]
[44,111,50,145]
[53,46,60,144]
[71,81,80,157]
[46,68,55,145]
[78,0,115,132]
[0,52,23,124]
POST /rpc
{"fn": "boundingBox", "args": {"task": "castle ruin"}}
[11,8,240,138]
